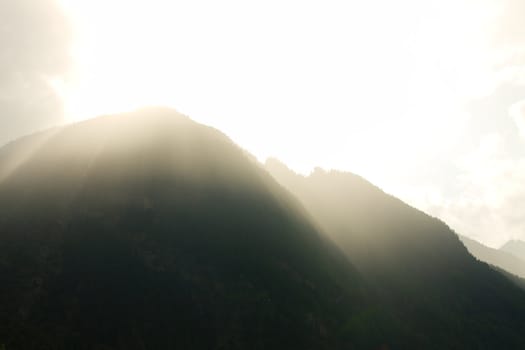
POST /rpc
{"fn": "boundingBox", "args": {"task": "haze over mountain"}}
[459,235,525,281]
[4,0,525,250]
[3,1,525,348]
[52,0,525,250]
[1,109,525,349]
[501,240,525,262]
[266,158,525,349]
[0,109,375,349]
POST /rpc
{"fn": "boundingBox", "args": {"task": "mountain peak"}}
[0,109,368,349]
[500,240,525,261]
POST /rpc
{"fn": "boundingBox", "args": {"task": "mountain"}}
[501,240,525,262]
[266,158,525,349]
[459,235,525,280]
[493,267,525,290]
[0,109,381,349]
[3,109,525,349]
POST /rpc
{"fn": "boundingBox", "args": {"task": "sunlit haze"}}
[4,0,525,247]
[4,2,525,346]
[58,0,498,173]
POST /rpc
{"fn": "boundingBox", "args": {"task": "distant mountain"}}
[459,235,525,280]
[501,240,525,262]
[0,109,379,349]
[266,158,525,349]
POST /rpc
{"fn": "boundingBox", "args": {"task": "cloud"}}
[0,0,72,146]
[413,0,525,247]
[434,132,525,247]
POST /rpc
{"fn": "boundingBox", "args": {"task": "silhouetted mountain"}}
[266,158,525,349]
[3,109,525,349]
[0,109,381,349]
[493,267,525,290]
[501,240,525,262]
[459,235,525,280]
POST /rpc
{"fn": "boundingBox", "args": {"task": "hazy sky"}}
[2,0,525,247]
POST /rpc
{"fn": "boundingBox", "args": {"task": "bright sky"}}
[28,1,525,245]
[57,0,494,168]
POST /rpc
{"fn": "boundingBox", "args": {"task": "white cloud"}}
[432,133,525,247]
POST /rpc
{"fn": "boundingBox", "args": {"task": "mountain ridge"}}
[460,235,525,280]
[500,240,525,262]
[265,157,525,349]
[0,109,379,349]
[1,110,525,349]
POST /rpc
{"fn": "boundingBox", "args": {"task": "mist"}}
[1,0,525,348]
[1,109,525,348]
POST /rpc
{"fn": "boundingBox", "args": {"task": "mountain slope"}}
[0,109,377,350]
[501,240,525,262]
[459,235,525,280]
[266,158,525,349]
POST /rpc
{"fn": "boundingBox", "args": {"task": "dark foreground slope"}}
[0,109,377,349]
[266,159,525,350]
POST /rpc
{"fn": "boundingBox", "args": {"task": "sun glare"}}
[57,0,501,181]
